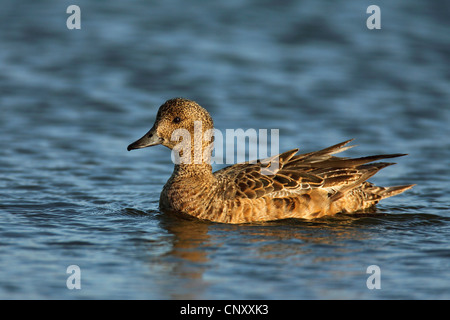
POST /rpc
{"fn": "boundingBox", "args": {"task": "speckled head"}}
[127,98,214,158]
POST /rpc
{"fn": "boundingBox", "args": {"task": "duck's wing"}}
[214,148,323,199]
[213,139,408,200]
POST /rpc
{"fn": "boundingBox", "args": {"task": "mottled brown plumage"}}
[127,98,414,223]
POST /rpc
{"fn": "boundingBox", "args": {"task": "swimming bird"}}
[127,98,414,223]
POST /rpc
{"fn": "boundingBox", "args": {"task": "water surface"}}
[1,0,449,299]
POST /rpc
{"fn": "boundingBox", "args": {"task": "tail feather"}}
[376,184,416,199]
[360,183,415,202]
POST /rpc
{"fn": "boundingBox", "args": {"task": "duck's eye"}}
[173,117,181,123]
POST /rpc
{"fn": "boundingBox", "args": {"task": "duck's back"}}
[206,139,414,223]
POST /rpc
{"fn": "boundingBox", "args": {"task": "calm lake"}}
[1,0,449,299]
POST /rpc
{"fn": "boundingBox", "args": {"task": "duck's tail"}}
[364,183,416,200]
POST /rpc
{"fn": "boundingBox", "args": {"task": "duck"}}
[127,98,414,224]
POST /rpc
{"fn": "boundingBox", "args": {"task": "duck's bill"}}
[127,128,162,151]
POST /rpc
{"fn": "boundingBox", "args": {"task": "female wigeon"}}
[128,98,414,223]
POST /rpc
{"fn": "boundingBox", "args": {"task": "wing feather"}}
[213,140,407,200]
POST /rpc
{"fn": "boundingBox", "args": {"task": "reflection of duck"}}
[158,210,211,263]
[127,98,414,223]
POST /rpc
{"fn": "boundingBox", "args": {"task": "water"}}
[1,0,449,299]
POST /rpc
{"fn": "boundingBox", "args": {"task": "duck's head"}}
[127,98,214,156]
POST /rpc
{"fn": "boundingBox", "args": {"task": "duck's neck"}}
[172,163,213,179]
[170,132,214,178]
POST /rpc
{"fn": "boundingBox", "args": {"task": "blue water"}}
[1,0,449,299]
